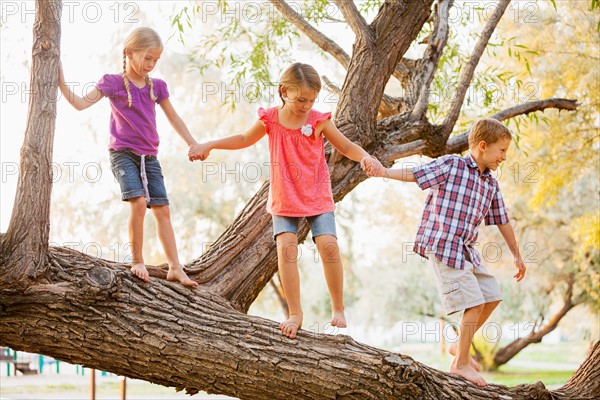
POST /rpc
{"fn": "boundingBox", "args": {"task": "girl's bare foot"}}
[279,314,303,339]
[330,309,347,328]
[450,361,487,387]
[131,263,150,282]
[449,342,481,372]
[167,266,198,287]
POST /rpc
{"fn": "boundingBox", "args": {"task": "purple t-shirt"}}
[96,74,169,155]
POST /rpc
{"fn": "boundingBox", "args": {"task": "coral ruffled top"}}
[258,106,335,217]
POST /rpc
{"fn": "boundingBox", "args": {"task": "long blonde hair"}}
[278,63,322,106]
[122,27,163,107]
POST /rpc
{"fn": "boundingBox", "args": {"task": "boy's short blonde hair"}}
[468,118,512,148]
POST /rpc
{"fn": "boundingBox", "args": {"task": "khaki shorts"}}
[427,251,503,315]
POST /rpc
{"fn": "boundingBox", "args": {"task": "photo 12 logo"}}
[1,1,140,24]
[446,1,540,24]
[196,1,343,24]
[2,161,110,185]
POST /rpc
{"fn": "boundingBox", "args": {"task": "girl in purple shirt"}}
[59,27,199,287]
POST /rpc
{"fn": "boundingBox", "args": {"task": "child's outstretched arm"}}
[319,119,372,169]
[58,62,103,111]
[497,223,526,282]
[365,156,417,182]
[189,120,267,161]
[159,99,200,150]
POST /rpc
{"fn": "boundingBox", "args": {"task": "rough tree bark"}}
[1,1,597,399]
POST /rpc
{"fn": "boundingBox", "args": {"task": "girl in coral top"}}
[191,63,374,338]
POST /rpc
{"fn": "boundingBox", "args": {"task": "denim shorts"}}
[272,212,337,242]
[109,149,169,208]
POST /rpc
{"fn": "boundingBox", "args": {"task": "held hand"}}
[513,258,526,282]
[188,142,211,162]
[364,156,386,178]
[359,157,369,171]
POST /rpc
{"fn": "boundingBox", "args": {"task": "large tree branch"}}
[333,0,373,44]
[409,0,452,121]
[490,98,580,121]
[269,0,350,68]
[322,75,409,119]
[441,0,510,138]
[335,0,434,145]
[445,98,579,153]
[269,0,427,117]
[1,247,595,399]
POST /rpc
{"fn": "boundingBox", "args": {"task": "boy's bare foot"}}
[449,342,481,372]
[450,362,487,387]
[131,263,150,282]
[330,309,347,328]
[279,314,303,339]
[167,266,198,287]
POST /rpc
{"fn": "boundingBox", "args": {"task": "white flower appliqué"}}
[301,124,313,137]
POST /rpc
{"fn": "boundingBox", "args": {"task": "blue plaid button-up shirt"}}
[412,153,510,269]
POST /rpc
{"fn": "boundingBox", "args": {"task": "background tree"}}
[1,1,597,399]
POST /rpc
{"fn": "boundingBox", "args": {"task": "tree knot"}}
[86,267,115,289]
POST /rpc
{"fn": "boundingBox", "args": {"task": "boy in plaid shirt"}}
[366,119,526,386]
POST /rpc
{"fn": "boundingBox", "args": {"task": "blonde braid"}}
[145,75,157,102]
[122,49,132,107]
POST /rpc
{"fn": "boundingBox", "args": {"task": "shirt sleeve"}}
[412,155,454,190]
[96,74,115,98]
[258,107,271,135]
[314,111,332,127]
[484,187,510,225]
[153,79,169,104]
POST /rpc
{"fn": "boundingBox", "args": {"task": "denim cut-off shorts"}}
[109,149,169,208]
[272,212,337,242]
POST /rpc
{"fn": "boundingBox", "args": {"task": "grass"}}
[1,381,196,396]
[1,384,82,394]
[508,341,589,364]
[394,340,589,388]
[1,341,591,396]
[488,366,575,387]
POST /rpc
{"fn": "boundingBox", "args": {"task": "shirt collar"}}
[465,153,492,177]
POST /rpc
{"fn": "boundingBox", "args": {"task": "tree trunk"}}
[1,0,61,287]
[1,0,595,399]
